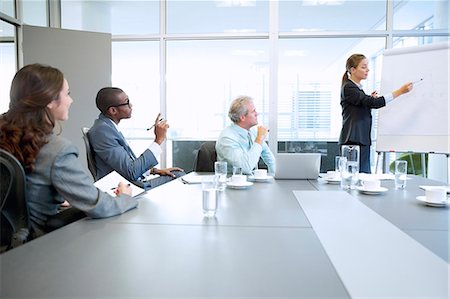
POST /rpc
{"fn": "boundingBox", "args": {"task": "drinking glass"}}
[394,160,407,189]
[341,145,360,189]
[214,161,227,191]
[202,176,219,217]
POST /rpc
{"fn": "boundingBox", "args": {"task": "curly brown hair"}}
[0,64,64,173]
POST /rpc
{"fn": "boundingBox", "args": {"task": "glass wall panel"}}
[278,37,385,143]
[0,0,14,17]
[111,41,160,141]
[166,39,269,140]
[22,0,47,26]
[393,0,449,30]
[393,35,449,48]
[279,0,387,32]
[167,0,269,34]
[61,0,159,34]
[0,21,16,114]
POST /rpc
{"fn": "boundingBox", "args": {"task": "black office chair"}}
[81,127,97,181]
[0,150,86,251]
[194,141,267,172]
[0,149,31,253]
[194,141,217,172]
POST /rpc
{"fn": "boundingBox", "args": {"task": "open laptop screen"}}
[274,153,321,179]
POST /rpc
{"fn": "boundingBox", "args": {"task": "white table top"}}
[1,172,448,298]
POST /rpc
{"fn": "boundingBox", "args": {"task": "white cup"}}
[361,179,381,190]
[425,187,447,203]
[231,174,247,185]
[253,169,267,179]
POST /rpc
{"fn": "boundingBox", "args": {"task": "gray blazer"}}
[88,114,158,181]
[27,133,137,233]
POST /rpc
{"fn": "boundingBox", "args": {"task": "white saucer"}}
[248,175,274,182]
[324,177,341,184]
[416,196,449,207]
[356,186,388,195]
[226,181,253,189]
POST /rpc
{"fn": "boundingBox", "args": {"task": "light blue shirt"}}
[216,123,276,174]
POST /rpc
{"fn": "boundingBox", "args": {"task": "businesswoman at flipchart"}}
[339,54,413,173]
[0,64,138,238]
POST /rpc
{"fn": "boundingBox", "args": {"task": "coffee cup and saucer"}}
[323,171,341,184]
[226,174,253,189]
[356,179,388,195]
[416,187,449,207]
[248,169,273,182]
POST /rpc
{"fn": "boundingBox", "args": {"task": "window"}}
[167,0,269,34]
[0,21,16,114]
[112,41,160,138]
[279,1,387,32]
[393,0,449,30]
[22,0,47,26]
[166,39,269,140]
[61,0,159,34]
[0,0,14,17]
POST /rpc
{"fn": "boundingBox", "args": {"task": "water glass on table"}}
[202,176,219,217]
[394,160,407,189]
[341,159,358,190]
[214,161,227,191]
[233,166,242,175]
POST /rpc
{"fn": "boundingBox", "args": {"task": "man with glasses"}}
[88,87,184,189]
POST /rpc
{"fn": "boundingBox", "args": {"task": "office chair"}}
[0,149,31,252]
[81,127,97,181]
[193,141,268,172]
[194,141,217,172]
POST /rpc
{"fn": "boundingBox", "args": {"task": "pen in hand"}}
[111,183,131,190]
[146,118,164,131]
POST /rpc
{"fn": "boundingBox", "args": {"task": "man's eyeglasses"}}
[108,99,130,109]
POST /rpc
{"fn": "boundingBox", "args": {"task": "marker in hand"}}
[413,78,424,85]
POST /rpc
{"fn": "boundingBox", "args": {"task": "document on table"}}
[94,171,145,197]
[180,173,215,184]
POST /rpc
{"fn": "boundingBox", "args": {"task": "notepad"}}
[94,171,145,197]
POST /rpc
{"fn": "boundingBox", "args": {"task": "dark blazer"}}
[339,79,386,146]
[88,114,158,181]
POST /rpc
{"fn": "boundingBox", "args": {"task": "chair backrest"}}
[0,149,30,252]
[194,141,217,172]
[81,127,97,181]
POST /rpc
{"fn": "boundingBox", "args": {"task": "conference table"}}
[1,172,449,298]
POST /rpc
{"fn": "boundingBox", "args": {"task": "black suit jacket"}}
[339,79,386,146]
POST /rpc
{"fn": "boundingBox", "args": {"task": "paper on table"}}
[94,170,145,197]
[181,173,215,184]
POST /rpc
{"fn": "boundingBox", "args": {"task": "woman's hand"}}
[114,181,132,196]
[393,82,413,98]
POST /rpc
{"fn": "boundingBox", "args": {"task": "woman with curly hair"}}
[0,64,137,237]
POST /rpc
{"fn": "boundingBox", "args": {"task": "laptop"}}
[274,153,321,179]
